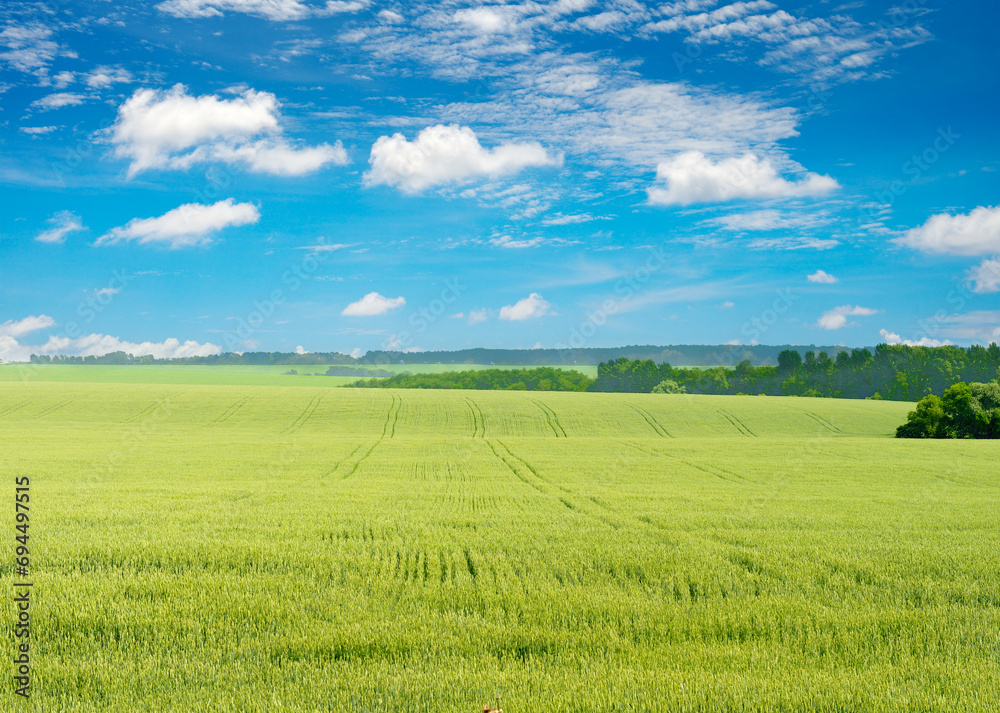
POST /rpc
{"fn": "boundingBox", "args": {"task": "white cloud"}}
[0,24,60,78]
[807,269,838,284]
[52,71,74,88]
[967,258,1000,295]
[156,0,367,21]
[499,293,551,321]
[20,125,59,135]
[643,1,930,85]
[894,205,1000,256]
[709,208,827,231]
[85,66,133,89]
[541,213,603,226]
[342,292,406,316]
[364,124,559,193]
[95,199,259,249]
[32,92,85,110]
[382,334,422,351]
[454,7,511,34]
[295,345,307,354]
[818,304,877,330]
[110,84,346,177]
[647,151,838,205]
[879,329,952,348]
[184,139,347,177]
[747,236,838,251]
[467,308,488,324]
[36,210,85,244]
[0,333,221,362]
[0,315,55,338]
[349,347,363,358]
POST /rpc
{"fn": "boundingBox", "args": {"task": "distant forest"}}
[346,344,1000,403]
[349,367,592,392]
[29,344,857,367]
[590,344,1000,401]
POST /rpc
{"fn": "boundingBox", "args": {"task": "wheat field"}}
[1,377,998,711]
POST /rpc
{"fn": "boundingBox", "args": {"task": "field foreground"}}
[2,381,998,711]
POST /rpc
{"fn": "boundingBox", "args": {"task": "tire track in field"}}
[464,397,486,437]
[628,403,673,438]
[32,397,81,419]
[212,394,254,424]
[492,440,630,530]
[0,401,28,419]
[282,392,325,434]
[381,392,401,438]
[486,439,547,495]
[320,442,366,479]
[718,409,756,437]
[622,440,752,484]
[124,394,178,423]
[529,399,566,437]
[340,393,400,479]
[805,411,842,434]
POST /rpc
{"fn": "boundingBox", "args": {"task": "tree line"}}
[589,344,1000,402]
[348,367,593,392]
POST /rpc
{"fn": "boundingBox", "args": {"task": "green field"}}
[0,363,599,388]
[2,373,998,711]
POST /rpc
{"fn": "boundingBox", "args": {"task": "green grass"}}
[1,378,998,711]
[0,362,598,387]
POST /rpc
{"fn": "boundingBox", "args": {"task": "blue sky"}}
[1,0,998,360]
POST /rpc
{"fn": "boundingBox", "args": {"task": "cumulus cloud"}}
[967,258,1000,295]
[817,304,877,330]
[31,92,85,110]
[110,84,347,177]
[364,124,560,193]
[0,332,221,362]
[95,199,259,248]
[894,205,1000,256]
[807,269,838,284]
[0,314,55,338]
[341,292,406,316]
[156,0,367,21]
[647,151,837,205]
[879,329,952,348]
[499,293,551,321]
[36,210,85,244]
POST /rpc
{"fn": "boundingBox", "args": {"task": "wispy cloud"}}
[95,199,259,248]
[36,210,85,244]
